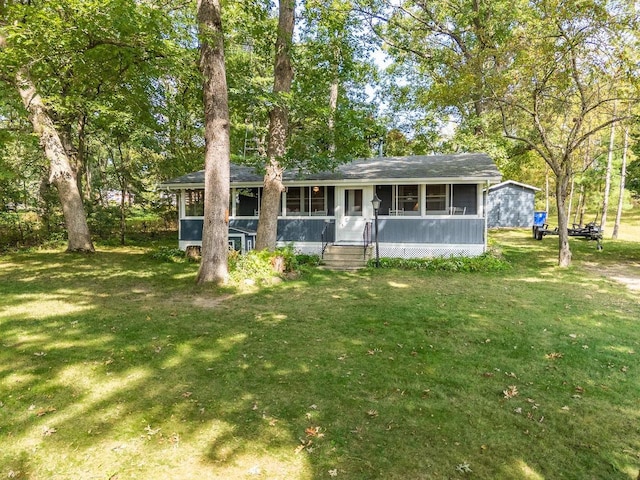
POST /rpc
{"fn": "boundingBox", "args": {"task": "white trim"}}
[488,180,541,192]
[162,177,501,191]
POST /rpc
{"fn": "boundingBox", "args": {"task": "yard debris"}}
[366,409,379,418]
[503,385,519,399]
[42,426,57,436]
[328,468,338,477]
[305,426,324,438]
[34,351,47,357]
[144,425,160,437]
[294,439,313,454]
[456,462,472,473]
[545,352,563,360]
[36,406,57,417]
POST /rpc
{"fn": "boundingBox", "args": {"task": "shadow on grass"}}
[0,239,639,479]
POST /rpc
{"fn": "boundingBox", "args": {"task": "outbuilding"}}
[487,180,540,228]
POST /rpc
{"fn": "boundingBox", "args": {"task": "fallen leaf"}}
[328,468,338,477]
[503,385,518,399]
[42,426,57,436]
[366,409,378,418]
[36,406,57,417]
[456,462,472,473]
[305,426,324,438]
[545,352,563,360]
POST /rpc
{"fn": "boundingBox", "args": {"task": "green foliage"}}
[148,246,188,263]
[227,245,305,285]
[627,159,640,198]
[369,252,511,272]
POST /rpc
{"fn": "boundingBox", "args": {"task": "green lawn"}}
[1,231,639,479]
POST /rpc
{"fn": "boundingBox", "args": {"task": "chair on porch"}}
[389,209,404,216]
[450,206,466,215]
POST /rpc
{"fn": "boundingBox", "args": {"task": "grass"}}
[0,230,639,479]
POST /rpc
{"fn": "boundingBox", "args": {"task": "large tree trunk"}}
[255,0,295,251]
[15,71,95,253]
[195,0,231,285]
[556,165,572,268]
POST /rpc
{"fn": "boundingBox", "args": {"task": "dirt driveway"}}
[582,261,640,292]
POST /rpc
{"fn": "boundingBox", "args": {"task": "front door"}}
[335,187,371,243]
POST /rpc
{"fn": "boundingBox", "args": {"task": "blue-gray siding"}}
[487,184,536,228]
[181,218,484,244]
[181,219,336,243]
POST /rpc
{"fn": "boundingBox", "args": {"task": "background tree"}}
[496,0,637,266]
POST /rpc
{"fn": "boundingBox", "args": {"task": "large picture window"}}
[184,189,205,217]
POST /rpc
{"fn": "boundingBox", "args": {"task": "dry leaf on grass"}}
[503,385,519,399]
[545,352,563,360]
[36,407,57,417]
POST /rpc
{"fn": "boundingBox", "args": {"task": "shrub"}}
[368,252,510,272]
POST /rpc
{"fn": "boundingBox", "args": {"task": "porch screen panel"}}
[327,187,335,215]
[426,184,447,213]
[452,184,477,214]
[286,187,306,214]
[376,185,393,215]
[310,186,326,214]
[398,184,420,214]
[237,188,260,216]
[184,189,205,216]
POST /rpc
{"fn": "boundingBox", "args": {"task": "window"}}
[285,186,329,215]
[184,189,204,216]
[398,184,420,213]
[376,185,420,215]
[425,184,478,214]
[426,184,447,213]
[235,188,260,216]
[286,187,306,214]
[451,184,477,215]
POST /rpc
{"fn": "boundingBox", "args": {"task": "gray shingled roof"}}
[160,153,501,188]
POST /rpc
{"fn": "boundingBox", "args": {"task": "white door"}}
[335,187,373,243]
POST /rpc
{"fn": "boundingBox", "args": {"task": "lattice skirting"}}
[181,240,486,259]
[376,244,485,259]
[282,242,485,259]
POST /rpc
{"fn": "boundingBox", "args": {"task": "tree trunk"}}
[195,0,231,285]
[328,78,339,155]
[600,105,616,232]
[612,121,629,239]
[556,166,572,268]
[15,70,95,253]
[255,0,295,251]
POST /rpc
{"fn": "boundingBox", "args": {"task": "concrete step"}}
[321,245,372,270]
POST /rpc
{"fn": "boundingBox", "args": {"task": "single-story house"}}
[160,153,502,258]
[486,180,541,228]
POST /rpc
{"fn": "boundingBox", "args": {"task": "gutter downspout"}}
[484,181,489,253]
